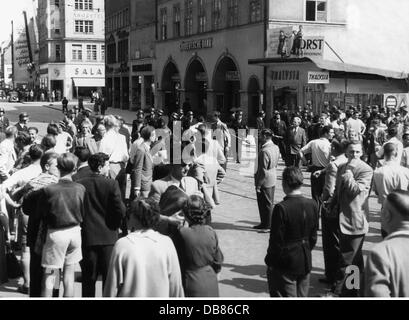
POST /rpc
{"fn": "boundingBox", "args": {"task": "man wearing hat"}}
[15,113,30,133]
[231,110,249,163]
[0,108,10,141]
[145,107,157,127]
[155,109,164,129]
[182,111,195,133]
[62,97,69,114]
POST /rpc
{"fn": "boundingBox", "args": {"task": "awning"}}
[248,57,409,80]
[72,78,105,87]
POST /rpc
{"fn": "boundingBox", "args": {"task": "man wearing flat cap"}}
[15,113,30,133]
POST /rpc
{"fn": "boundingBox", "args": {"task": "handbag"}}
[6,245,23,279]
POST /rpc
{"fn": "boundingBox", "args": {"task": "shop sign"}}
[74,67,103,76]
[226,71,240,81]
[171,74,181,81]
[180,38,213,51]
[267,27,324,58]
[383,93,409,109]
[195,72,208,81]
[345,95,355,105]
[308,71,329,84]
[271,70,300,81]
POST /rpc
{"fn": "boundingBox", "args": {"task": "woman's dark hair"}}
[74,146,91,163]
[41,134,57,151]
[128,199,160,230]
[182,195,210,226]
[282,166,304,190]
[47,123,59,136]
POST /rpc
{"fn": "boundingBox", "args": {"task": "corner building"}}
[155,0,266,126]
[38,0,105,100]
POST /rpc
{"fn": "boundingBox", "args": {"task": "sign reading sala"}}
[74,67,103,76]
[180,38,212,51]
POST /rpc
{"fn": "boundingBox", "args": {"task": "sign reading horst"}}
[267,26,324,58]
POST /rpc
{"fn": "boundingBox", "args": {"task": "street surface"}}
[0,101,383,298]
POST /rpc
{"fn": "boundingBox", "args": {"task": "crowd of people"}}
[0,105,227,298]
[258,103,409,297]
[0,99,409,298]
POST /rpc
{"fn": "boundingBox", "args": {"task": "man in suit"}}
[131,126,155,199]
[364,190,409,297]
[254,129,280,232]
[72,147,93,181]
[131,110,145,142]
[15,113,30,133]
[265,166,318,297]
[286,117,307,167]
[330,140,373,296]
[270,111,287,163]
[77,153,126,297]
[231,110,249,164]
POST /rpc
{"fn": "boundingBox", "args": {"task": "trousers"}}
[256,187,275,228]
[81,245,114,297]
[267,267,310,297]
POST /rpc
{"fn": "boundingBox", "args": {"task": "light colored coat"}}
[364,228,409,297]
[254,140,279,189]
[332,159,373,235]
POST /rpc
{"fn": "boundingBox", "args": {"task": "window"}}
[56,44,61,61]
[118,39,128,63]
[107,43,116,64]
[160,8,167,40]
[86,44,97,61]
[212,0,222,30]
[72,44,83,61]
[306,0,327,22]
[75,0,93,10]
[55,0,60,7]
[184,0,193,36]
[227,0,239,27]
[173,4,181,37]
[198,0,207,33]
[250,0,262,23]
[101,45,105,61]
[124,8,130,27]
[55,28,60,34]
[75,20,94,33]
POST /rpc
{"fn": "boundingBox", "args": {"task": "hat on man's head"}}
[74,105,79,110]
[156,109,164,116]
[187,111,194,116]
[19,112,29,119]
[84,108,93,113]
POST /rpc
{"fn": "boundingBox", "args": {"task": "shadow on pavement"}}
[219,278,269,295]
[212,222,262,232]
[223,263,267,278]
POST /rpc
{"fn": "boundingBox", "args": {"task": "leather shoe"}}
[252,224,268,230]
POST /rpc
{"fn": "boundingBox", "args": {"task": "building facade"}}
[105,0,156,110]
[38,0,105,101]
[249,0,409,124]
[155,0,266,125]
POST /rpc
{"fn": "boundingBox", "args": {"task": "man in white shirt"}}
[376,126,403,164]
[99,115,129,199]
[373,142,409,238]
[345,111,366,141]
[300,126,334,205]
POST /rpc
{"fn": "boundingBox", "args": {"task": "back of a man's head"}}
[40,152,58,171]
[386,190,409,221]
[57,153,77,176]
[140,126,155,141]
[74,146,91,164]
[282,166,304,192]
[88,153,110,172]
[384,142,397,160]
[29,144,44,162]
[41,134,57,151]
[388,126,398,138]
[5,126,18,139]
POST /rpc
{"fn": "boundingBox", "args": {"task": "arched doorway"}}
[184,58,208,117]
[248,76,260,127]
[161,61,181,114]
[213,55,241,121]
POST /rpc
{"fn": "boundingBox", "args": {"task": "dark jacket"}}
[15,122,29,133]
[286,126,307,155]
[72,166,93,182]
[78,173,126,247]
[41,180,85,229]
[0,117,10,132]
[265,194,318,276]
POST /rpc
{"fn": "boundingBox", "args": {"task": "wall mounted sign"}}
[180,38,213,51]
[226,71,240,81]
[271,70,300,81]
[308,71,330,84]
[74,67,103,76]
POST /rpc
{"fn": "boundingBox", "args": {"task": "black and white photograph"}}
[0,0,408,306]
